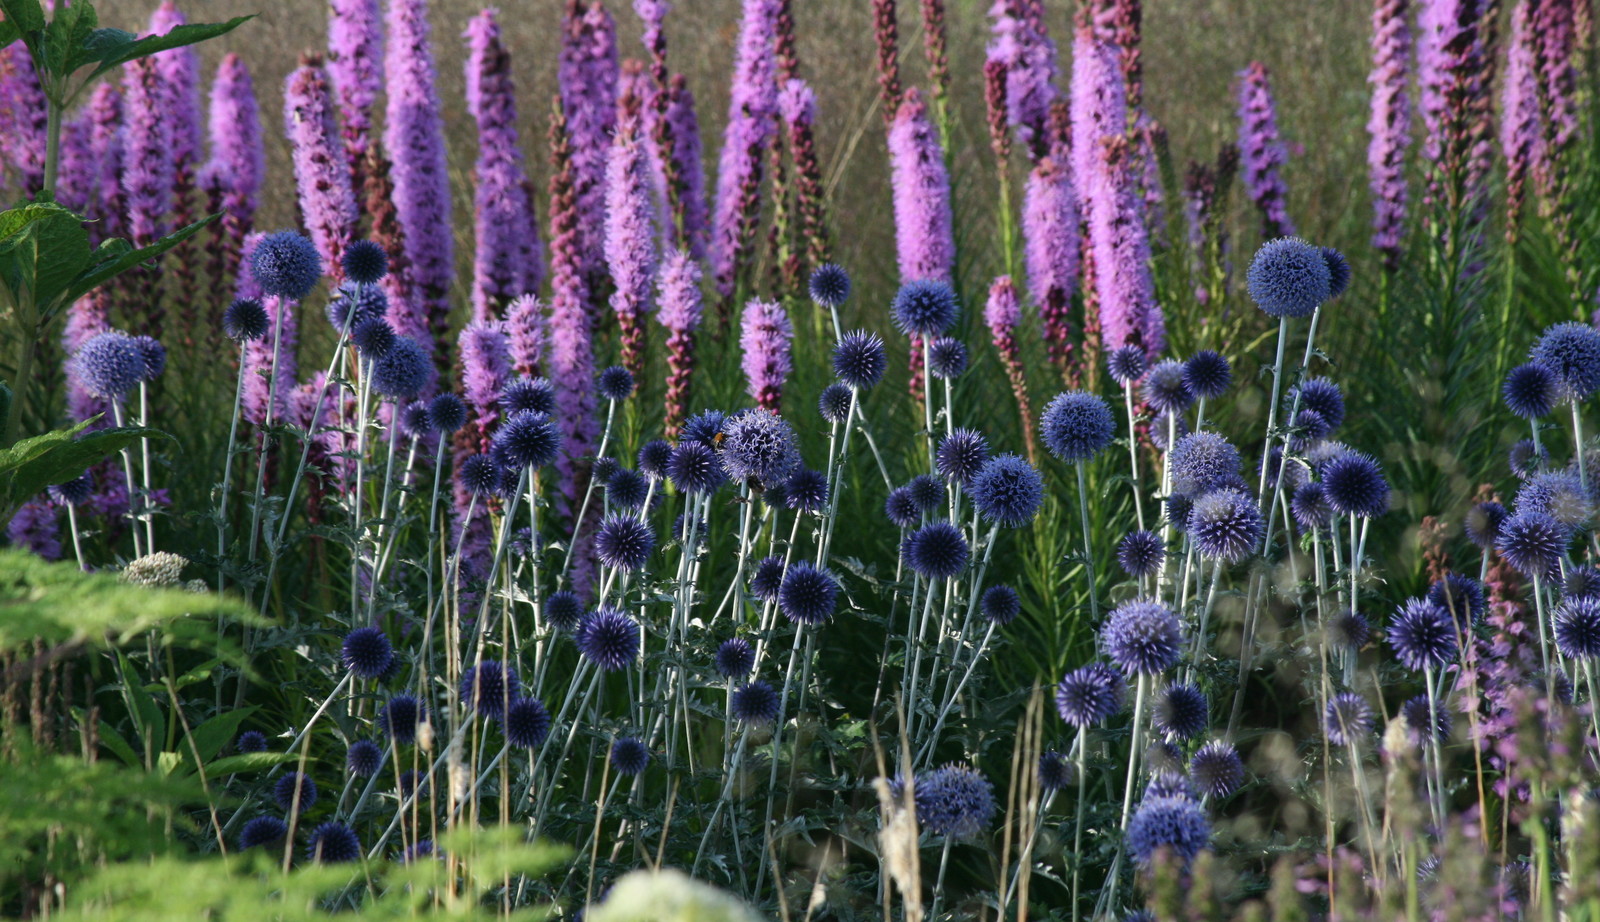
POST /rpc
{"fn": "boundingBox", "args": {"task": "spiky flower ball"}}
[1165,493,1194,532]
[1127,795,1210,865]
[1553,595,1600,658]
[1388,598,1459,671]
[1107,345,1148,385]
[1510,439,1548,479]
[502,377,556,415]
[1531,321,1600,399]
[1496,511,1569,578]
[1152,683,1208,740]
[236,730,268,754]
[809,263,851,307]
[1426,574,1486,629]
[371,336,435,400]
[1464,501,1507,549]
[306,822,361,863]
[1188,489,1264,562]
[778,562,839,625]
[239,816,288,850]
[833,330,888,389]
[1504,363,1560,419]
[347,740,383,777]
[891,279,960,336]
[1320,247,1351,297]
[1170,432,1242,496]
[1327,610,1372,652]
[458,455,498,496]
[981,584,1022,625]
[611,737,650,775]
[326,281,388,330]
[603,469,647,510]
[1289,482,1331,533]
[131,335,165,381]
[342,627,394,680]
[1040,391,1116,462]
[1117,530,1165,578]
[1190,741,1245,798]
[460,660,520,717]
[352,318,396,358]
[503,697,552,748]
[719,409,800,487]
[596,365,635,401]
[1246,236,1331,318]
[380,694,422,744]
[936,429,990,484]
[1142,360,1194,415]
[732,680,781,724]
[903,474,944,512]
[749,556,787,602]
[637,440,673,479]
[491,411,561,470]
[970,454,1044,526]
[715,637,755,679]
[914,764,996,840]
[1515,471,1591,526]
[576,609,640,671]
[48,472,94,506]
[818,383,853,423]
[70,331,146,398]
[426,392,466,434]
[1320,452,1389,518]
[543,590,583,631]
[594,514,655,570]
[342,239,389,284]
[902,521,969,581]
[1324,692,1373,746]
[1038,751,1074,791]
[1056,662,1125,727]
[927,337,969,379]
[222,297,271,341]
[785,468,829,513]
[1184,350,1233,399]
[1102,599,1182,675]
[668,441,725,494]
[1401,695,1451,745]
[252,230,323,300]
[274,772,318,813]
[885,487,921,529]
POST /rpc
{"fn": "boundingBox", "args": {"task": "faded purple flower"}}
[284,57,358,276]
[1236,60,1293,239]
[1368,0,1410,266]
[988,0,1058,160]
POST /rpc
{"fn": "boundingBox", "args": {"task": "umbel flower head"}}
[1117,530,1165,578]
[1401,694,1451,745]
[352,318,396,358]
[778,561,839,625]
[1040,391,1115,462]
[1326,609,1371,652]
[1102,598,1183,675]
[818,383,853,423]
[719,408,800,487]
[833,330,888,389]
[1320,246,1351,298]
[502,697,551,748]
[1531,321,1600,400]
[731,680,781,724]
[1152,683,1208,740]
[238,816,288,850]
[1038,751,1073,791]
[347,740,383,777]
[970,454,1044,526]
[1291,482,1333,533]
[70,331,146,399]
[606,468,648,510]
[1426,573,1487,629]
[596,365,636,401]
[611,737,650,775]
[884,487,921,529]
[1141,360,1194,415]
[236,730,268,754]
[1190,741,1245,798]
[48,472,94,507]
[428,393,467,434]
[891,279,960,337]
[902,521,969,581]
[1184,350,1233,399]
[460,660,520,717]
[1188,488,1264,562]
[1055,662,1125,727]
[594,514,655,570]
[1504,363,1560,419]
[1246,236,1331,318]
[502,377,556,415]
[342,626,394,680]
[750,556,786,602]
[252,230,324,300]
[809,263,851,307]
[936,429,990,484]
[1515,470,1591,526]
[1127,795,1210,865]
[1324,692,1373,746]
[927,337,969,379]
[1465,501,1507,549]
[1289,377,1345,430]
[913,763,996,840]
[458,455,498,495]
[785,468,829,513]
[274,772,318,813]
[1387,597,1459,671]
[223,298,271,342]
[1553,595,1600,658]
[576,608,640,671]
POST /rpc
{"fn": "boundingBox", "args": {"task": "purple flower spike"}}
[1069,30,1126,225]
[201,54,264,284]
[1236,61,1294,239]
[148,3,202,227]
[710,0,781,303]
[328,0,383,180]
[987,0,1059,161]
[606,99,660,377]
[284,57,358,277]
[657,249,703,434]
[506,295,547,378]
[1087,134,1165,361]
[1023,156,1080,377]
[887,88,955,284]
[1367,0,1411,268]
[560,0,620,303]
[740,299,792,413]
[466,10,541,322]
[0,43,48,194]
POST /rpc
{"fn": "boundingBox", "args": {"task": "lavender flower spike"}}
[201,55,264,283]
[284,56,358,277]
[1069,29,1127,225]
[663,75,709,259]
[657,249,703,435]
[121,55,172,334]
[1236,61,1293,239]
[1088,134,1165,361]
[0,42,48,194]
[887,88,955,283]
[559,0,620,303]
[549,104,600,513]
[327,0,383,182]
[988,0,1059,161]
[710,0,781,303]
[1023,154,1080,379]
[605,92,660,378]
[506,294,548,378]
[741,299,792,413]
[1367,0,1411,267]
[1501,0,1545,233]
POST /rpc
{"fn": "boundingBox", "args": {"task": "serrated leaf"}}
[49,215,217,319]
[83,16,251,81]
[0,201,92,310]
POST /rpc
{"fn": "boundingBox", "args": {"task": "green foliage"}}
[0,416,166,525]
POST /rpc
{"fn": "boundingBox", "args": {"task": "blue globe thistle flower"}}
[380,694,422,744]
[1150,411,1190,452]
[818,383,853,423]
[936,428,990,484]
[596,365,635,401]
[1427,573,1487,629]
[70,331,146,398]
[1246,236,1331,318]
[1465,501,1507,549]
[425,393,466,434]
[1320,247,1351,298]
[542,590,583,631]
[1183,350,1232,399]
[342,627,394,680]
[347,739,383,777]
[1260,445,1309,495]
[342,239,389,284]
[1307,439,1354,467]
[236,730,268,754]
[719,408,800,487]
[637,440,673,478]
[833,330,888,389]
[1320,452,1389,518]
[1143,766,1193,800]
[1117,530,1165,578]
[1401,694,1451,745]
[48,472,94,506]
[1504,363,1560,419]
[715,637,756,679]
[809,263,851,307]
[981,584,1022,625]
[326,280,389,330]
[902,521,970,581]
[731,680,781,724]
[1515,470,1591,526]
[1553,596,1600,658]
[1190,741,1245,798]
[611,737,650,776]
[1496,511,1570,578]
[501,377,556,416]
[458,455,498,496]
[1169,432,1242,496]
[1388,597,1459,671]
[1152,683,1208,740]
[1038,750,1074,791]
[1324,692,1373,746]
[1565,566,1600,599]
[371,336,435,400]
[1510,439,1548,479]
[884,487,922,529]
[1530,321,1600,399]
[750,556,787,602]
[398,770,428,797]
[491,411,561,470]
[1127,795,1210,865]
[785,468,829,513]
[502,697,552,748]
[239,815,288,850]
[1102,599,1182,675]
[904,474,944,512]
[680,409,727,445]
[576,608,640,671]
[1290,482,1332,533]
[252,231,323,300]
[1040,391,1116,462]
[914,764,996,840]
[306,821,361,863]
[1327,609,1372,652]
[779,562,839,625]
[605,468,649,510]
[399,400,432,438]
[1107,345,1148,385]
[132,335,165,381]
[927,337,969,379]
[461,661,520,717]
[222,297,271,341]
[1055,662,1125,727]
[1289,378,1346,432]
[402,840,437,864]
[761,478,790,510]
[352,317,396,359]
[970,454,1044,527]
[1288,408,1331,450]
[1187,488,1264,562]
[594,514,655,570]
[667,440,726,494]
[274,772,318,813]
[891,279,960,337]
[1141,360,1195,415]
[1165,493,1194,533]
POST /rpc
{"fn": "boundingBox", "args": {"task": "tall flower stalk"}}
[559,0,619,303]
[658,250,703,436]
[328,0,383,188]
[605,88,660,379]
[710,0,781,322]
[201,54,263,306]
[284,55,357,279]
[1236,61,1294,240]
[1367,0,1411,272]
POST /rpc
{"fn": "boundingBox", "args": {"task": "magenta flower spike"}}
[86,83,125,239]
[7,502,61,561]
[202,55,264,266]
[606,98,660,379]
[284,57,358,279]
[55,109,97,216]
[559,0,620,305]
[1087,134,1164,362]
[121,55,173,338]
[987,0,1058,162]
[0,43,48,195]
[1367,0,1411,268]
[985,275,1037,464]
[458,321,513,449]
[887,88,955,285]
[1235,60,1294,239]
[1023,155,1079,379]
[1532,0,1579,195]
[656,249,702,435]
[1069,28,1126,222]
[740,299,792,413]
[1417,0,1492,220]
[548,105,599,513]
[662,75,708,259]
[506,294,548,378]
[1502,0,1544,233]
[148,3,202,224]
[710,0,781,306]
[328,0,383,182]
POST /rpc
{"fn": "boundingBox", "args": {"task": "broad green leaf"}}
[0,0,46,37]
[83,16,252,81]
[0,201,92,310]
[117,652,166,763]
[94,717,142,768]
[42,3,94,78]
[0,423,166,520]
[184,707,255,766]
[155,750,181,776]
[77,27,134,70]
[50,214,217,318]
[0,19,20,50]
[204,751,297,776]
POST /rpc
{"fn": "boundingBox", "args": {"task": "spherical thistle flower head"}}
[785,468,829,513]
[1320,452,1389,518]
[238,815,288,850]
[1117,530,1165,579]
[715,637,755,679]
[904,474,944,512]
[1190,741,1245,798]
[306,822,361,863]
[70,331,146,399]
[891,279,960,337]
[494,465,525,500]
[491,411,561,470]
[48,472,95,507]
[223,297,271,342]
[667,440,726,495]
[380,694,422,744]
[1165,493,1194,533]
[1320,247,1351,298]
[458,455,498,496]
[326,282,389,332]
[638,440,674,479]
[750,556,787,602]
[352,317,396,359]
[1388,597,1459,672]
[818,383,853,424]
[1565,565,1600,600]
[398,770,428,798]
[1261,445,1309,494]
[981,584,1022,625]
[680,409,728,445]
[1170,432,1242,497]
[399,401,431,439]
[936,428,990,485]
[971,454,1045,527]
[1510,439,1549,479]
[594,514,655,570]
[596,365,636,402]
[403,840,438,864]
[274,772,318,813]
[731,680,781,724]
[1107,345,1148,385]
[605,468,649,510]
[1465,501,1508,549]
[460,660,520,718]
[502,697,552,748]
[347,739,384,777]
[1496,511,1570,578]
[779,562,839,626]
[132,335,165,381]
[762,479,791,510]
[1102,598,1183,675]
[611,737,650,776]
[1515,470,1592,526]
[236,729,269,754]
[576,608,640,672]
[1326,610,1371,653]
[1289,408,1331,449]
[1290,377,1346,431]
[501,377,556,416]
[884,487,921,529]
[545,590,584,631]
[1324,692,1373,746]
[342,626,394,680]
[809,263,852,307]
[927,337,969,379]
[832,330,888,390]
[1041,391,1116,462]
[420,393,465,436]
[1183,350,1233,400]
[719,408,801,487]
[1141,360,1195,415]
[1531,321,1600,400]
[1152,683,1208,740]
[371,336,435,400]
[1246,236,1331,318]
[1038,750,1074,791]
[1127,795,1210,865]
[914,764,996,840]
[252,230,323,300]
[1401,694,1451,745]
[1427,573,1487,629]
[902,521,970,581]
[1056,662,1125,727]
[1553,595,1600,658]
[593,459,621,487]
[1285,482,1330,534]
[1504,363,1560,419]
[342,239,389,285]
[1188,488,1264,563]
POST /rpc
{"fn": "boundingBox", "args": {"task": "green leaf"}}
[42,2,95,77]
[0,201,92,312]
[0,422,166,523]
[0,19,20,50]
[0,0,47,36]
[184,707,255,767]
[0,380,11,440]
[203,751,297,776]
[94,718,141,768]
[83,16,252,81]
[77,27,133,69]
[117,653,165,763]
[49,214,218,319]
